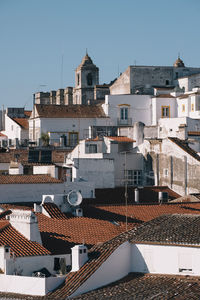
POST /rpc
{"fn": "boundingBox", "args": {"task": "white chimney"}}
[9,210,42,244]
[71,244,88,272]
[135,188,139,203]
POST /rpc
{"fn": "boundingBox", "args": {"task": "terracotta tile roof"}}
[0,220,50,257]
[42,203,67,219]
[73,273,200,300]
[12,118,29,129]
[24,110,32,117]
[130,214,200,246]
[0,132,7,137]
[36,213,125,255]
[155,94,175,98]
[169,137,200,162]
[188,131,200,136]
[108,136,136,143]
[0,175,63,184]
[34,104,107,119]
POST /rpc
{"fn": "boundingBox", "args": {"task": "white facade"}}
[2,115,28,141]
[103,94,152,126]
[65,138,143,188]
[178,73,200,92]
[0,182,66,203]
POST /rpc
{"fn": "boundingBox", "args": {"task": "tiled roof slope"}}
[83,202,200,229]
[130,214,200,246]
[42,203,67,219]
[0,221,50,257]
[108,136,136,143]
[0,175,62,184]
[169,137,200,162]
[73,273,200,300]
[36,213,125,255]
[12,118,29,129]
[34,104,107,119]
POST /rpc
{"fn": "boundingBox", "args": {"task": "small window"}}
[125,170,142,186]
[79,250,82,254]
[77,74,80,86]
[88,144,97,153]
[87,73,93,86]
[11,125,14,131]
[84,249,86,253]
[120,107,128,120]
[161,106,170,118]
[182,104,185,112]
[175,72,178,79]
[191,103,194,112]
[54,258,60,271]
[166,80,169,85]
[164,169,168,177]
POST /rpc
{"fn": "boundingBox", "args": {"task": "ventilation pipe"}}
[135,188,139,203]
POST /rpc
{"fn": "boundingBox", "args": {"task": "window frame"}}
[161,106,170,118]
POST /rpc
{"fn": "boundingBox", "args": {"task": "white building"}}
[29,104,109,145]
[65,136,143,188]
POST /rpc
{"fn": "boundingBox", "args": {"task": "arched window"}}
[87,73,93,86]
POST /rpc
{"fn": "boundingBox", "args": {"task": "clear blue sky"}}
[0,0,200,109]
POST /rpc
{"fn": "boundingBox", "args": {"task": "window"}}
[41,150,52,163]
[11,125,14,131]
[69,132,79,147]
[28,150,39,162]
[125,170,142,186]
[191,103,194,112]
[166,80,169,85]
[164,169,168,177]
[77,74,80,86]
[79,250,82,254]
[120,107,128,120]
[87,73,93,86]
[54,258,60,271]
[161,106,170,118]
[88,144,97,153]
[182,104,185,112]
[175,72,178,79]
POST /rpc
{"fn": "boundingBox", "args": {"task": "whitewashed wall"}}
[103,95,152,126]
[0,274,65,296]
[70,241,131,298]
[0,183,66,203]
[33,165,58,178]
[152,97,177,125]
[131,243,200,276]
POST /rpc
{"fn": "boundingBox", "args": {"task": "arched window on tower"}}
[77,74,80,86]
[87,73,93,86]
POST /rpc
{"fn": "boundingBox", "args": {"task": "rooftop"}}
[0,175,63,184]
[169,137,200,162]
[130,214,200,246]
[33,104,107,119]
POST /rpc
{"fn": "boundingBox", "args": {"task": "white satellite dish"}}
[67,190,82,206]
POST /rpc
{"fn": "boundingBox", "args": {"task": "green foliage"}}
[41,132,49,146]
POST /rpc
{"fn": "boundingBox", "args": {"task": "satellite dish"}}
[67,191,82,206]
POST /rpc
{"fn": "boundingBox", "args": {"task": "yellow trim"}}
[182,104,185,112]
[191,103,194,112]
[161,105,170,118]
[118,104,131,107]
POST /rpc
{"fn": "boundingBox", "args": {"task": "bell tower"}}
[73,52,99,105]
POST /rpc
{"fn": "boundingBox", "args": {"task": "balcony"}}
[117,118,132,126]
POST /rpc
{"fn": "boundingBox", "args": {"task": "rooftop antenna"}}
[178,52,180,59]
[134,60,137,66]
[86,48,88,55]
[117,64,120,77]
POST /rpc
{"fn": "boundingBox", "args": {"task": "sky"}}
[0,0,200,109]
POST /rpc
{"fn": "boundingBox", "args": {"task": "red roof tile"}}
[108,136,136,143]
[0,221,50,257]
[42,203,67,219]
[34,104,107,119]
[0,175,63,184]
[12,118,29,129]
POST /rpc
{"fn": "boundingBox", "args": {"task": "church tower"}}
[73,53,99,105]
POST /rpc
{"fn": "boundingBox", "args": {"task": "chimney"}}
[71,244,88,272]
[135,188,139,203]
[9,210,42,244]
